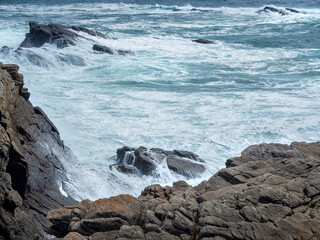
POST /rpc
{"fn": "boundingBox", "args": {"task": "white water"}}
[0,3,319,200]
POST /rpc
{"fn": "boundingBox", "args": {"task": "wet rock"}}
[0,63,77,239]
[20,22,106,48]
[192,39,215,44]
[285,8,305,14]
[92,44,114,54]
[111,146,206,177]
[49,142,320,239]
[257,6,287,15]
[167,156,206,177]
[93,44,134,56]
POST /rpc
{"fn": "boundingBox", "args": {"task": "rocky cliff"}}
[48,142,320,240]
[0,62,77,239]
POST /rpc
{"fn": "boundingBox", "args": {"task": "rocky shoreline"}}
[1,63,320,239]
[48,142,320,240]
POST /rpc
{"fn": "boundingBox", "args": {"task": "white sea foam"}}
[0,2,319,200]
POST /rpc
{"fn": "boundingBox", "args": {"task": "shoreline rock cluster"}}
[0,62,77,239]
[48,142,320,240]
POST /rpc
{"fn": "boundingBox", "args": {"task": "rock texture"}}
[110,146,206,177]
[48,141,320,239]
[20,22,106,48]
[0,62,77,239]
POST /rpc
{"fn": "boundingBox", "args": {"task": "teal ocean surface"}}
[0,0,319,199]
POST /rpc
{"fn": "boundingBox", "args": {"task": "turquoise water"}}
[0,1,319,199]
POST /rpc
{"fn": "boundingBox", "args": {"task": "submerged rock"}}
[0,62,77,239]
[192,39,215,44]
[20,22,106,48]
[49,141,320,239]
[56,53,86,66]
[111,146,206,177]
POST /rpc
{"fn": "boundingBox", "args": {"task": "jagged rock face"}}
[20,22,106,48]
[48,142,320,240]
[0,62,77,239]
[110,146,206,177]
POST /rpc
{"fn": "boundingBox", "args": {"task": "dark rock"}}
[192,39,215,44]
[20,22,106,48]
[167,156,206,177]
[111,146,206,177]
[190,8,212,13]
[285,8,304,14]
[93,44,134,56]
[173,149,204,162]
[0,63,78,239]
[93,44,114,54]
[257,6,287,15]
[133,146,157,175]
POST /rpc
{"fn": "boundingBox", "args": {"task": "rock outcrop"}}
[256,6,304,16]
[20,22,106,48]
[0,62,77,239]
[110,146,206,177]
[48,141,320,239]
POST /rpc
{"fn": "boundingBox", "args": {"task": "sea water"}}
[0,0,319,200]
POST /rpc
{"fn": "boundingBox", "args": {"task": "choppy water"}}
[0,0,319,200]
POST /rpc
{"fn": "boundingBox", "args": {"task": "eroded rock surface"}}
[48,141,320,240]
[0,62,77,239]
